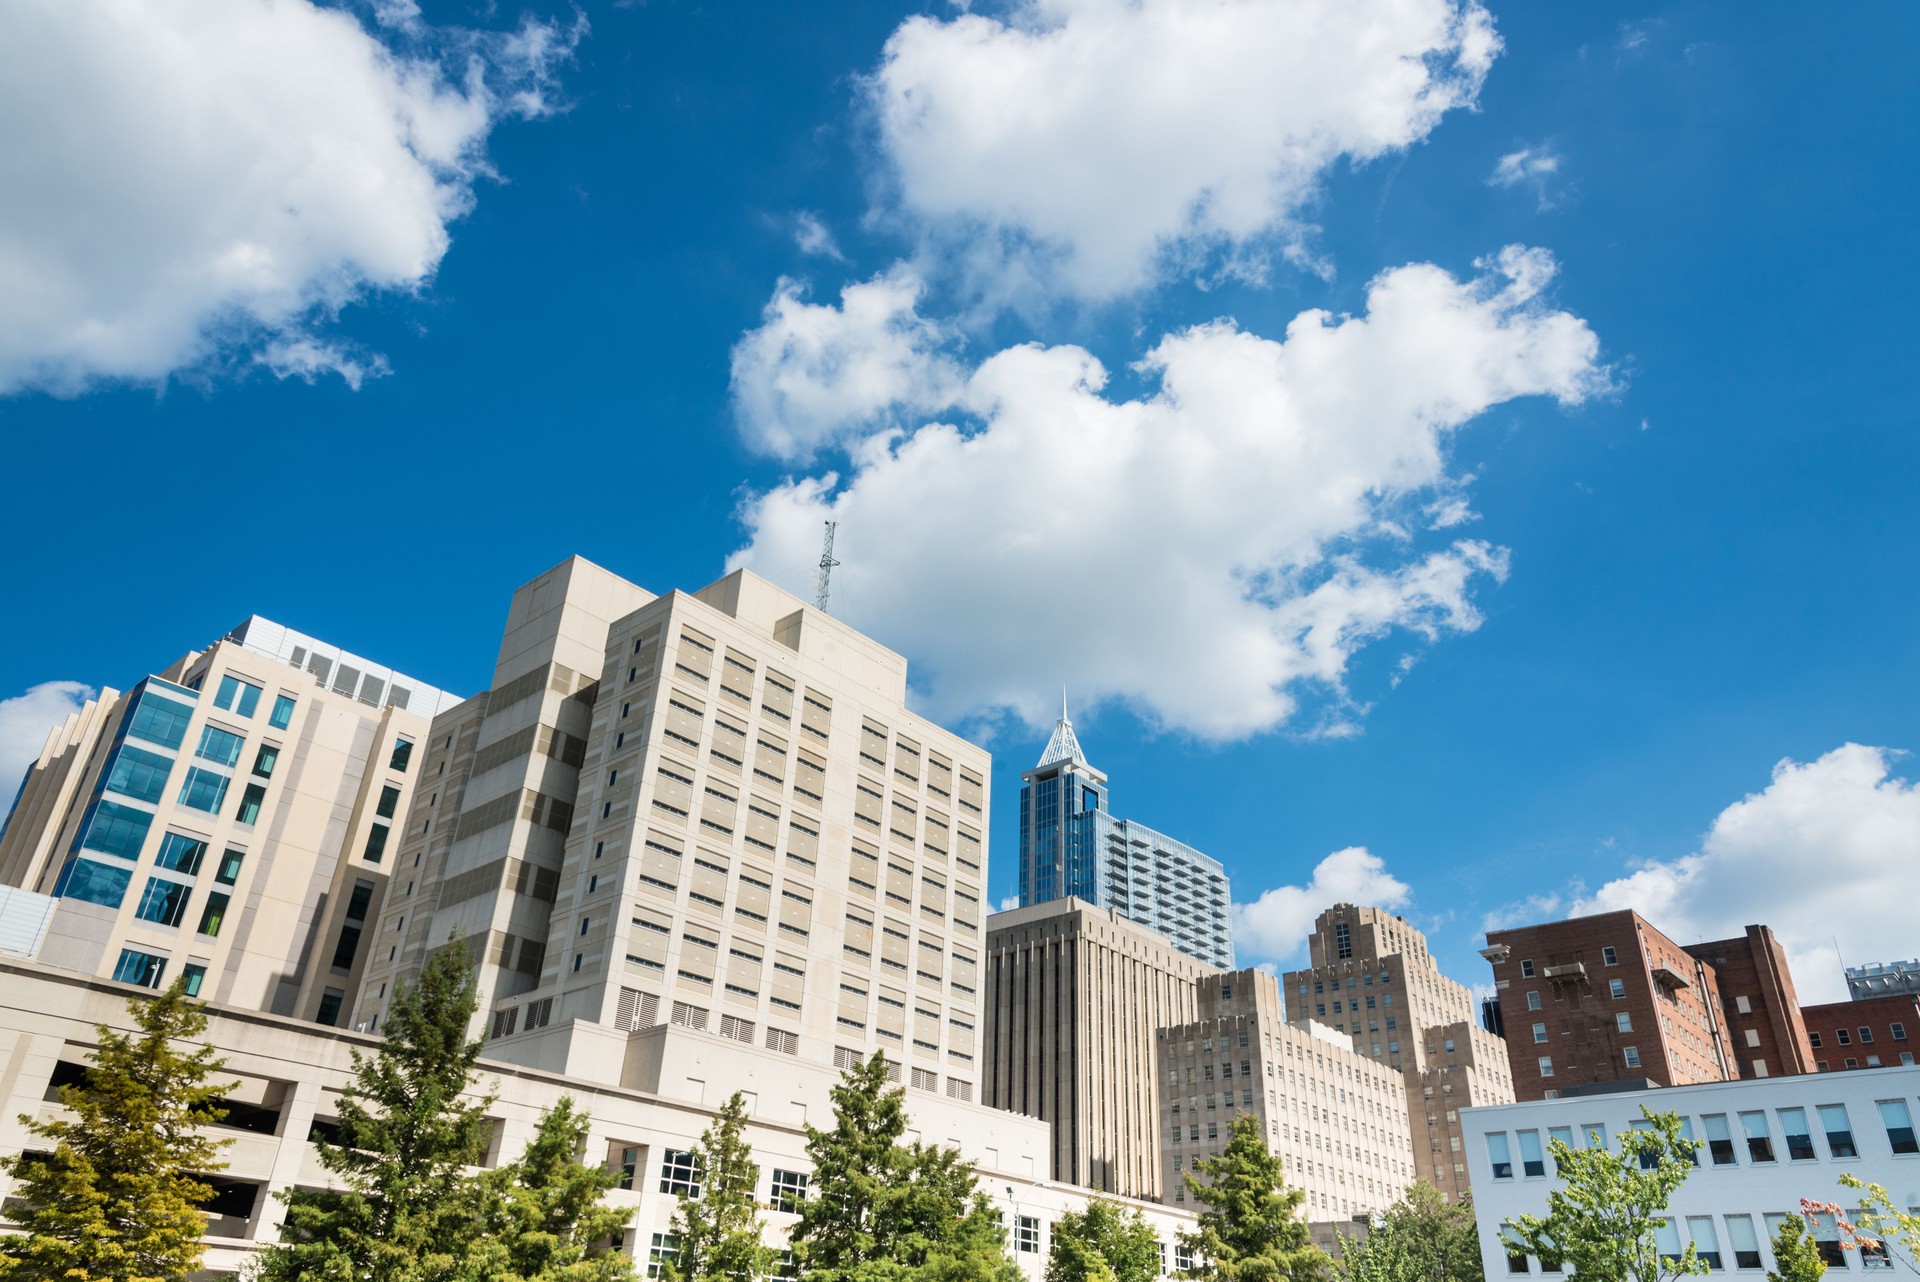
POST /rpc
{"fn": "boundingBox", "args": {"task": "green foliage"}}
[1179,1113,1329,1282]
[1334,1183,1483,1282]
[1765,1217,1826,1282]
[1045,1198,1162,1282]
[254,938,496,1282]
[1500,1108,1706,1282]
[0,978,233,1282]
[664,1091,777,1282]
[1833,1175,1920,1272]
[788,1052,1018,1282]
[466,1096,641,1282]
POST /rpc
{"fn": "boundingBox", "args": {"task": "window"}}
[1015,1216,1040,1254]
[1609,979,1627,999]
[196,726,245,767]
[316,990,344,1026]
[155,833,208,875]
[134,877,193,927]
[213,675,262,718]
[1738,1111,1774,1163]
[1811,1031,1824,1048]
[1537,1057,1553,1077]
[1683,1217,1722,1270]
[1820,1104,1857,1158]
[1336,921,1352,959]
[113,948,168,988]
[363,824,389,864]
[1533,1023,1548,1044]
[330,882,374,970]
[181,963,207,997]
[1878,1100,1918,1154]
[1702,1113,1735,1165]
[1779,1108,1815,1160]
[1602,946,1619,965]
[79,800,152,859]
[1860,1026,1876,1044]
[215,849,245,885]
[770,1169,808,1214]
[618,1146,642,1190]
[1527,991,1542,1010]
[1521,960,1536,978]
[269,694,296,729]
[373,785,402,819]
[176,767,230,814]
[660,1149,703,1196]
[197,892,230,937]
[1517,1129,1545,1177]
[252,744,279,778]
[236,783,266,826]
[389,738,413,772]
[1617,1012,1633,1033]
[1654,1220,1684,1265]
[1725,1215,1762,1270]
[648,1233,681,1280]
[1487,1132,1514,1179]
[1808,1212,1846,1269]
[1507,1253,1531,1275]
[104,745,173,803]
[127,691,194,749]
[1623,1046,1642,1069]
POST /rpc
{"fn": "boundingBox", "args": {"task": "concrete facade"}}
[0,620,454,1025]
[1284,904,1515,1204]
[1462,1065,1920,1280]
[1802,994,1920,1071]
[984,897,1211,1199]
[1157,968,1415,1224]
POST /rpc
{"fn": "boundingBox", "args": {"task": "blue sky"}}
[2,0,1915,1003]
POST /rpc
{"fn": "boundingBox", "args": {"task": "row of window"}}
[1506,1209,1888,1273]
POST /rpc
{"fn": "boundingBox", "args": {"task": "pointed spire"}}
[1036,693,1090,769]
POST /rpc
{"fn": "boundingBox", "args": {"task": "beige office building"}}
[1158,968,1415,1224]
[984,897,1212,1199]
[1282,904,1514,1203]
[0,618,457,1025]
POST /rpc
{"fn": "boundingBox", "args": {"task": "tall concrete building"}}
[0,618,457,1025]
[360,558,995,1103]
[985,897,1212,1199]
[1482,910,1812,1102]
[1157,968,1414,1224]
[1283,904,1513,1204]
[1015,710,1231,969]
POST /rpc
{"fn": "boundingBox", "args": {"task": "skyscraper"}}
[1015,709,1232,969]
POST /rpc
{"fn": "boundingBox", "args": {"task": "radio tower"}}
[815,520,840,613]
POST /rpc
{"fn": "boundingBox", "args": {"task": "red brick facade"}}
[1801,994,1920,1070]
[1683,926,1816,1078]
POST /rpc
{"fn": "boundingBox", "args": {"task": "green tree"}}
[788,1052,1017,1282]
[465,1096,641,1282]
[1765,1216,1826,1282]
[0,978,233,1282]
[663,1091,776,1282]
[254,938,495,1282]
[1827,1174,1920,1272]
[1045,1198,1162,1282]
[1501,1108,1706,1282]
[1334,1183,1483,1282]
[1179,1113,1329,1282]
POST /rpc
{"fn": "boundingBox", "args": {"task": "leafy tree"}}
[465,1096,641,1282]
[663,1091,776,1282]
[1045,1197,1162,1282]
[789,1052,1017,1282]
[254,938,496,1282]
[1180,1113,1329,1282]
[0,978,233,1282]
[1765,1216,1827,1282]
[1334,1183,1483,1282]
[1501,1108,1706,1282]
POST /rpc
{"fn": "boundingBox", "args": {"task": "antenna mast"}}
[815,520,840,613]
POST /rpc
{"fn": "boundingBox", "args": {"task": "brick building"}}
[1801,994,1920,1071]
[1681,927,1815,1079]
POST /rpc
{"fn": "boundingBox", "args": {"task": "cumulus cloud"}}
[1488,145,1563,210]
[0,0,579,396]
[1571,744,1920,1004]
[866,0,1500,301]
[1232,848,1412,964]
[0,682,95,794]
[732,247,1605,738]
[730,269,965,460]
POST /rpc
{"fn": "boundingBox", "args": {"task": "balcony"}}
[1543,962,1588,985]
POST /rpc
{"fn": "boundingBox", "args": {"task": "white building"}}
[1462,1066,1920,1278]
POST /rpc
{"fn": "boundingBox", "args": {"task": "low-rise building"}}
[1802,994,1920,1071]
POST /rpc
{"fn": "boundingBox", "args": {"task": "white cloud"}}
[1572,744,1920,1004]
[792,212,846,262]
[0,0,578,396]
[1488,146,1563,210]
[1232,847,1412,965]
[729,269,965,461]
[732,247,1605,738]
[867,0,1500,301]
[0,682,95,794]
[1480,892,1565,935]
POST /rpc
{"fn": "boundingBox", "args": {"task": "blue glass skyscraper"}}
[1016,707,1234,969]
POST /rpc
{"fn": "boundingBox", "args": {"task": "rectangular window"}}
[1518,1129,1546,1177]
[1527,991,1542,1010]
[1808,1212,1846,1269]
[236,783,265,826]
[1617,1012,1633,1033]
[1521,960,1536,977]
[389,738,413,772]
[1508,1253,1531,1275]
[215,849,244,886]
[770,1168,808,1214]
[154,833,208,876]
[1685,1217,1722,1271]
[648,1233,680,1280]
[195,726,245,767]
[269,694,295,729]
[1654,1220,1684,1265]
[1677,1117,1702,1166]
[197,891,230,937]
[112,948,168,988]
[181,963,207,998]
[1610,978,1627,999]
[363,824,389,864]
[1487,1132,1514,1179]
[1725,1215,1762,1270]
[376,784,402,819]
[1537,1057,1553,1077]
[80,799,154,859]
[1739,1111,1774,1163]
[252,744,279,778]
[104,745,173,803]
[1703,1114,1736,1165]
[1623,1046,1642,1069]
[1015,1216,1040,1254]
[58,857,132,908]
[133,877,193,927]
[214,675,262,718]
[1533,1023,1548,1044]
[1780,1107,1815,1160]
[316,989,344,1026]
[126,691,194,749]
[1878,1099,1918,1154]
[1819,1104,1857,1158]
[659,1149,702,1197]
[1603,946,1619,965]
[176,767,230,814]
